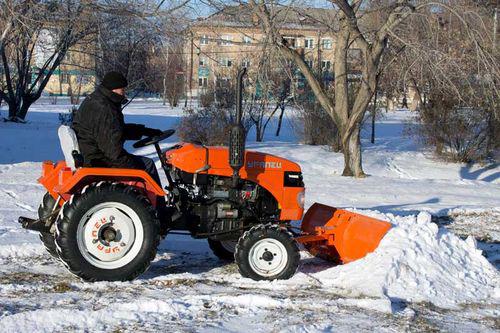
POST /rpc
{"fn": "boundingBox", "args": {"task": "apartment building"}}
[184,6,361,98]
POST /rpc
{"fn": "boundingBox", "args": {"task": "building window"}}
[283,37,296,48]
[242,59,250,67]
[220,58,232,67]
[198,77,208,88]
[305,59,313,68]
[200,35,209,45]
[322,39,332,49]
[242,35,252,44]
[60,73,70,84]
[321,60,331,70]
[199,57,207,67]
[218,35,232,46]
[304,38,314,49]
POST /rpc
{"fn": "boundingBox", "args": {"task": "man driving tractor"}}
[72,71,163,186]
[18,68,391,283]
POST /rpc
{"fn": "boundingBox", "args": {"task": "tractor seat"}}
[58,125,83,170]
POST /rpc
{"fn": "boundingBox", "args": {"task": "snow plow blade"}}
[296,203,392,264]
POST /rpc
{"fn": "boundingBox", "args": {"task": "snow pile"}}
[0,243,44,258]
[311,212,499,308]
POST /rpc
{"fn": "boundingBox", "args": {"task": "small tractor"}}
[19,69,391,282]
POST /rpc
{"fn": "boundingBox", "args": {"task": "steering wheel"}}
[133,129,176,148]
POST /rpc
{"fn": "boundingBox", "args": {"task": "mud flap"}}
[297,203,392,264]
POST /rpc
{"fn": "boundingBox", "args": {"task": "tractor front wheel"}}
[235,225,299,281]
[55,183,160,281]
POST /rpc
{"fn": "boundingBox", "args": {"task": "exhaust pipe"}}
[229,68,247,188]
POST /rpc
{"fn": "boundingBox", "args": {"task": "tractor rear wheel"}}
[235,224,299,281]
[55,183,160,282]
[208,238,237,261]
[38,192,58,258]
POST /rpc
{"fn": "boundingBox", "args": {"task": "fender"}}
[39,161,165,206]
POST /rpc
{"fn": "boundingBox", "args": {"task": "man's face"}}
[112,88,126,96]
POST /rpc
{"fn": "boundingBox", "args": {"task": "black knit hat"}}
[101,71,128,90]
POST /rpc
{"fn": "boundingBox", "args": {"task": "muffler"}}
[229,67,247,188]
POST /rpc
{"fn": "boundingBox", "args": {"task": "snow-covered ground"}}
[0,98,498,332]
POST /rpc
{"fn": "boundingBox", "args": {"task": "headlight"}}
[297,190,305,208]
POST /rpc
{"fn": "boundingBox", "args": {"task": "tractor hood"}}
[165,143,301,175]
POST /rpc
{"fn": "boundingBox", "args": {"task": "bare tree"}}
[94,1,190,95]
[144,42,185,106]
[390,1,500,161]
[0,1,95,121]
[271,71,292,137]
[247,1,440,177]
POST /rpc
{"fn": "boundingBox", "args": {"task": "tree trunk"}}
[342,125,365,177]
[371,87,378,144]
[8,102,18,119]
[275,104,285,136]
[255,124,262,142]
[162,75,167,106]
[17,100,32,120]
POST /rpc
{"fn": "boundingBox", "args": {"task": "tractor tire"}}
[55,183,160,282]
[235,224,299,281]
[208,238,237,261]
[38,192,58,258]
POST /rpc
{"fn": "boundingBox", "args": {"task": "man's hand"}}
[143,127,163,138]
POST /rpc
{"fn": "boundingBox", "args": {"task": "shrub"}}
[178,106,233,146]
[295,98,341,151]
[416,93,492,162]
[199,90,214,108]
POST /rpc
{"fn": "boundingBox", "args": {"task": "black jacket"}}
[73,86,145,168]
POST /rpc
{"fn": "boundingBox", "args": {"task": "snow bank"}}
[311,212,499,308]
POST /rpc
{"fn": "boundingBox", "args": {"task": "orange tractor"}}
[19,69,391,282]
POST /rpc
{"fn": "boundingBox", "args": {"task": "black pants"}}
[132,155,162,187]
[132,155,168,231]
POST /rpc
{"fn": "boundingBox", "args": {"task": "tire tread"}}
[55,182,160,281]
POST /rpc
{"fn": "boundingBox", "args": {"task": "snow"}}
[310,212,499,308]
[0,97,499,332]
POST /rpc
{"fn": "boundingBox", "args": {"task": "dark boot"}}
[156,196,170,237]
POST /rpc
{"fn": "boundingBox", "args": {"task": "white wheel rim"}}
[76,202,144,269]
[248,238,288,277]
[220,240,237,253]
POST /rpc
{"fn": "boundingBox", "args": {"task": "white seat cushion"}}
[58,125,80,170]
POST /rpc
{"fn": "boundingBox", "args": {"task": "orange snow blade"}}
[298,203,392,264]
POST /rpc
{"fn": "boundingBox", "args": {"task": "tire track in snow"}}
[386,157,415,179]
[0,189,35,212]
